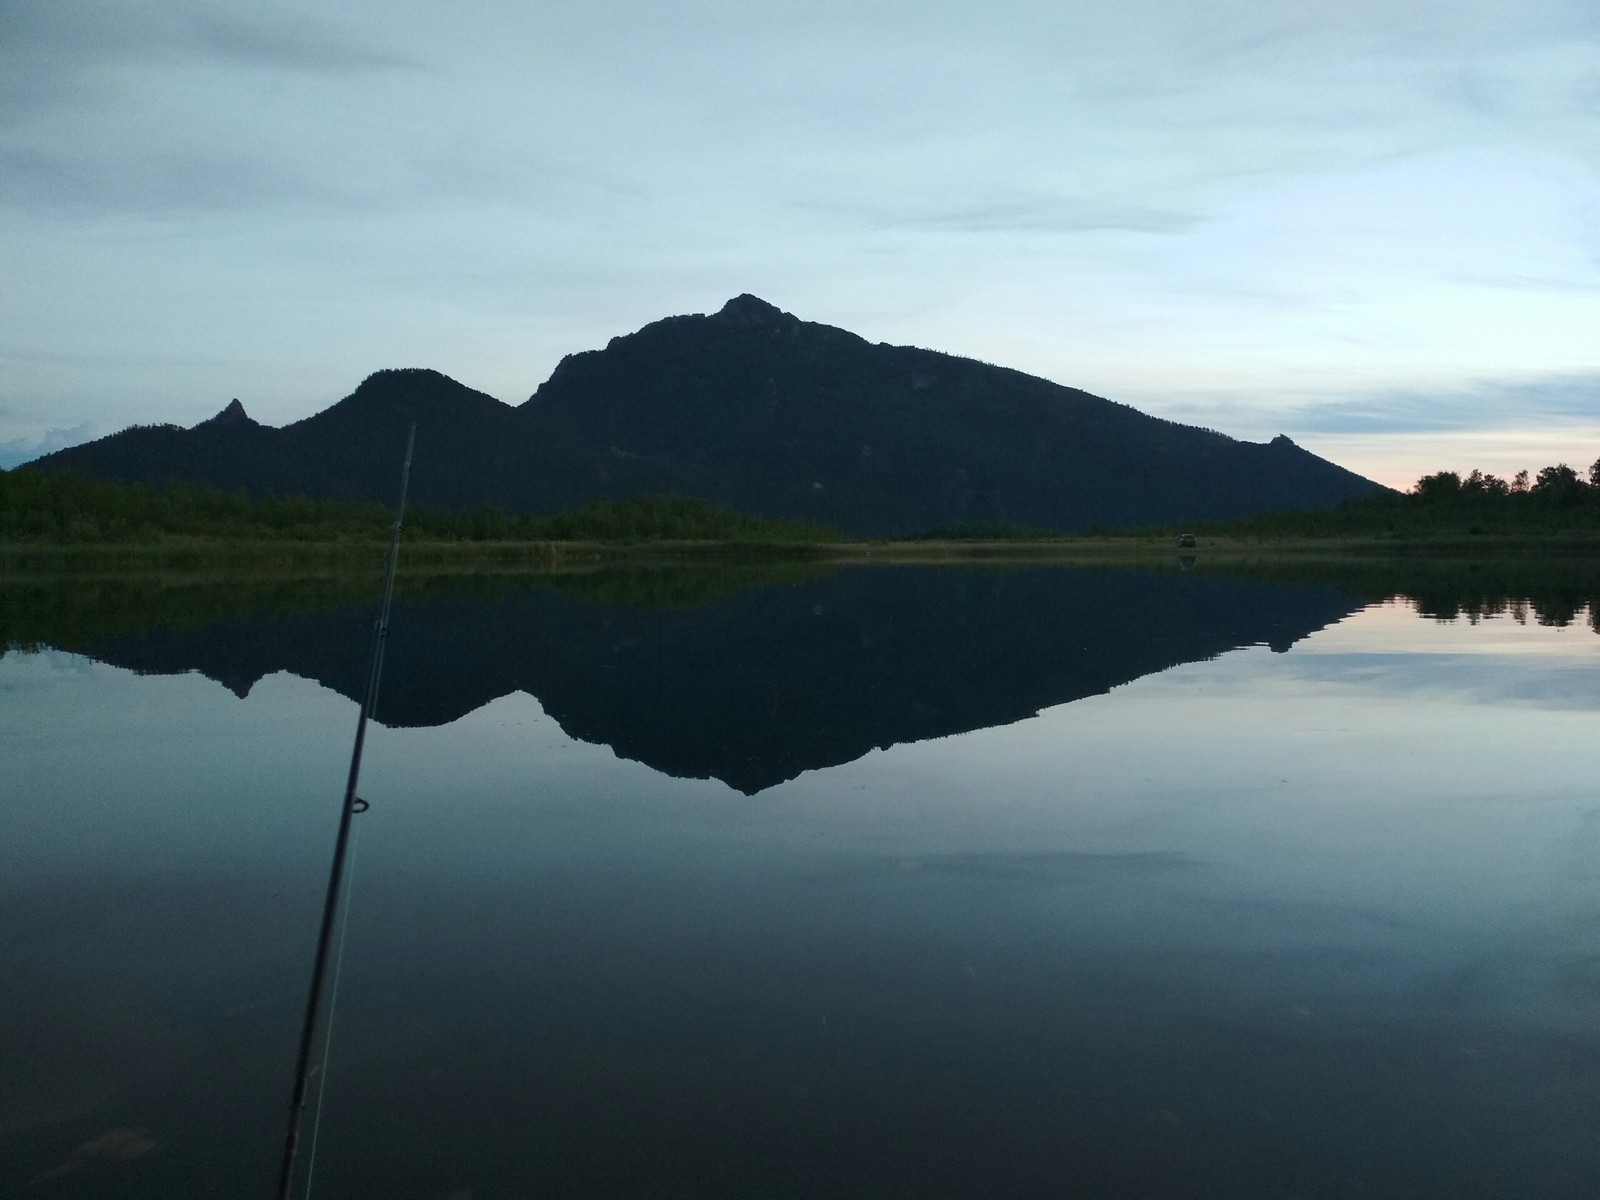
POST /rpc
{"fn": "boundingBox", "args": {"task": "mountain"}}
[26,295,1383,534]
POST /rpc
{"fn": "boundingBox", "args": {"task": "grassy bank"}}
[828,530,1600,562]
[9,529,1600,576]
[0,534,841,573]
[8,461,1600,567]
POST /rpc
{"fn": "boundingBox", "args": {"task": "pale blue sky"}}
[2,0,1597,486]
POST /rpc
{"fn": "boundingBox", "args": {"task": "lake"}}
[4,559,1600,1198]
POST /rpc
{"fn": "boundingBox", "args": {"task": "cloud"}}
[1296,376,1600,438]
[1293,378,1600,436]
[1299,428,1600,492]
[0,146,352,218]
[1125,373,1600,487]
[795,193,1201,236]
[0,421,97,469]
[1279,653,1600,713]
[0,0,416,80]
[1142,374,1600,438]
[179,9,418,72]
[0,1,417,125]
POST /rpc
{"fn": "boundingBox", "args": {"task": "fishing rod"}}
[277,425,416,1200]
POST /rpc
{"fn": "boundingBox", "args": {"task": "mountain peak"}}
[318,368,514,428]
[356,367,457,391]
[713,294,791,327]
[195,398,253,429]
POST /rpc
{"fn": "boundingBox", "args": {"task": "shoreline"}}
[5,529,1600,572]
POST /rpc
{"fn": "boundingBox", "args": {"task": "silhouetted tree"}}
[1414,471,1462,499]
[1533,464,1585,506]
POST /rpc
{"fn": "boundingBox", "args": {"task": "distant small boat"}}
[1175,533,1197,548]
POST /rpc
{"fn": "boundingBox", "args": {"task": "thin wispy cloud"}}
[0,146,351,218]
[181,10,419,72]
[0,0,416,83]
[1151,375,1600,438]
[793,194,1202,236]
[1302,379,1600,437]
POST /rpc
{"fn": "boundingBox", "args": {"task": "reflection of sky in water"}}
[4,598,1600,1196]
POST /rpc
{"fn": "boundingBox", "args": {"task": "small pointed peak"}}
[196,398,253,428]
[1268,434,1297,448]
[714,294,791,326]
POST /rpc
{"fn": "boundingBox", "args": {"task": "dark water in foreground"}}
[4,563,1600,1198]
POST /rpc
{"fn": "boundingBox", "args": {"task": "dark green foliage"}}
[405,495,838,544]
[893,519,1066,541]
[519,494,835,543]
[1185,456,1600,539]
[0,466,838,546]
[0,465,392,542]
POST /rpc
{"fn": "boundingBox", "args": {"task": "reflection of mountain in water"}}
[61,567,1358,793]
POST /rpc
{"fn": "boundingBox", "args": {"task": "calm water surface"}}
[4,564,1599,1198]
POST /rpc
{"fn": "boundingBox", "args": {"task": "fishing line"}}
[277,425,415,1200]
[302,812,361,1200]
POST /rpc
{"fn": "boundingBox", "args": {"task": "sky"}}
[2,0,1597,486]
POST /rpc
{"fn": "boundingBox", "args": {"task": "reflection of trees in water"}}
[0,560,831,651]
[1406,594,1597,633]
[1206,556,1600,638]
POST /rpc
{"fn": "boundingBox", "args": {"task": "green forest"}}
[5,455,1600,547]
[1190,459,1600,539]
[0,467,838,545]
[890,459,1600,542]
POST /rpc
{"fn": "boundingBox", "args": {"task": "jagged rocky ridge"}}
[29,295,1381,534]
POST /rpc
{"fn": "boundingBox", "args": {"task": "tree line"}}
[0,467,839,545]
[1410,460,1600,505]
[1187,456,1600,539]
[7,453,1600,546]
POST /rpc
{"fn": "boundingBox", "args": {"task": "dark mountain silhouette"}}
[196,397,252,427]
[28,296,1382,534]
[50,565,1360,793]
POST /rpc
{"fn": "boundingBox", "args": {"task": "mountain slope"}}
[521,294,1381,531]
[28,296,1383,533]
